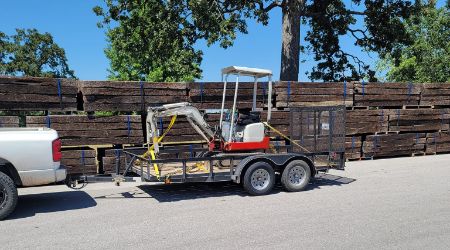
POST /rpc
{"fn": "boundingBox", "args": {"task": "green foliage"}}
[380,2,450,82]
[0,29,75,78]
[94,1,203,82]
[95,0,415,82]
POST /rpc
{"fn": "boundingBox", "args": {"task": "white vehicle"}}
[0,128,66,220]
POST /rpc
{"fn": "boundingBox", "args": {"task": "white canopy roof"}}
[221,66,272,78]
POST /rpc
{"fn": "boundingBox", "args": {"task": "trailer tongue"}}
[66,66,345,195]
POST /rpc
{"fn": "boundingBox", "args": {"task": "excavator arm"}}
[146,102,216,154]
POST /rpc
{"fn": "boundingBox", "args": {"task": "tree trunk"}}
[280,0,302,81]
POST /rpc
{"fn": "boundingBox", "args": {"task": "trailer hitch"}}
[65,175,88,190]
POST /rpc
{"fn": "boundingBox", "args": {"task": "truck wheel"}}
[243,162,275,196]
[0,172,18,220]
[281,160,311,192]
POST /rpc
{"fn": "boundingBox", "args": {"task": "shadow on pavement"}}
[96,173,356,203]
[6,191,97,221]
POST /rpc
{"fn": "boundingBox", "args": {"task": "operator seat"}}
[237,110,261,126]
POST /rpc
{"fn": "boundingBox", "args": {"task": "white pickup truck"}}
[0,128,66,220]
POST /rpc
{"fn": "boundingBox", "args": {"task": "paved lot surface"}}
[1,155,450,250]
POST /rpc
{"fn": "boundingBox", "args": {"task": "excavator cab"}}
[219,66,273,152]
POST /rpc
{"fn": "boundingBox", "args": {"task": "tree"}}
[93,1,202,82]
[379,1,449,82]
[0,29,75,78]
[95,0,414,82]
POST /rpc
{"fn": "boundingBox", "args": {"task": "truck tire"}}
[243,161,275,196]
[281,160,311,192]
[0,172,18,220]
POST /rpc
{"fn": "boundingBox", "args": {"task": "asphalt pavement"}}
[1,154,450,250]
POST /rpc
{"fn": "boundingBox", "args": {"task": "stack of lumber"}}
[80,81,188,111]
[155,116,212,143]
[61,149,97,174]
[0,116,19,127]
[290,136,346,153]
[275,82,353,108]
[26,115,144,146]
[388,109,450,132]
[188,82,268,109]
[354,82,421,107]
[425,131,450,154]
[345,136,362,160]
[363,133,426,157]
[102,149,126,174]
[0,76,77,111]
[421,83,450,106]
[263,111,290,136]
[346,109,390,135]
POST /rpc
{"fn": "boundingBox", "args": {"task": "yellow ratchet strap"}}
[262,122,311,153]
[263,122,332,167]
[142,115,178,179]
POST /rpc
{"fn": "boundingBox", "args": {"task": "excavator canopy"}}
[221,66,272,78]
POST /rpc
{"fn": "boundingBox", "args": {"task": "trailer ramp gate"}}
[289,106,346,170]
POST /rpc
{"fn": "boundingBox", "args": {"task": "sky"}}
[0,0,446,82]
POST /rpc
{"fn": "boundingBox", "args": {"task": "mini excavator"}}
[146,66,274,155]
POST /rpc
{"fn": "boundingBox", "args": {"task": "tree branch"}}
[347,27,369,40]
[256,0,283,12]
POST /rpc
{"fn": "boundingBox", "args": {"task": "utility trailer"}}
[78,105,346,196]
[68,67,346,195]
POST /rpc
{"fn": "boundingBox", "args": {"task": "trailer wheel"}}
[243,162,275,196]
[0,172,18,220]
[281,160,311,192]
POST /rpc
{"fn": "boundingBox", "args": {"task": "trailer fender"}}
[231,154,314,183]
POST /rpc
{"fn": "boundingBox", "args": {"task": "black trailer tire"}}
[281,160,311,192]
[0,172,18,220]
[243,162,275,196]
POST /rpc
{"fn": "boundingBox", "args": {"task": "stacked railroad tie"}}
[102,149,127,174]
[188,82,269,109]
[80,81,188,111]
[61,149,97,174]
[345,136,362,160]
[426,131,450,154]
[363,133,426,158]
[421,83,450,106]
[346,109,390,135]
[0,116,20,127]
[0,76,77,111]
[388,109,450,132]
[354,82,421,107]
[26,115,144,146]
[274,81,353,108]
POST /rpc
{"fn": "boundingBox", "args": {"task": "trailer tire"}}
[243,161,275,196]
[281,160,311,192]
[0,172,18,220]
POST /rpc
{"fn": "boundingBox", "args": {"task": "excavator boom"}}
[146,102,216,153]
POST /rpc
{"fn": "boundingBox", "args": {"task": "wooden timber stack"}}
[421,83,450,106]
[275,82,353,108]
[26,115,144,146]
[188,82,269,109]
[0,76,77,111]
[346,109,390,135]
[80,81,188,111]
[345,136,362,160]
[363,133,426,158]
[354,82,421,107]
[0,116,20,127]
[425,132,450,154]
[61,149,97,174]
[388,109,450,132]
[102,149,126,174]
